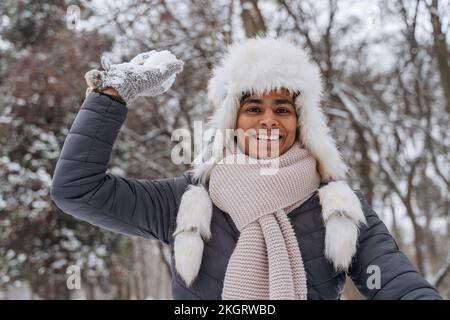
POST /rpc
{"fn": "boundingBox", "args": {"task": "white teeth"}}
[255,135,281,141]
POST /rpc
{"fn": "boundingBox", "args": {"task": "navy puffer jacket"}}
[50,92,442,300]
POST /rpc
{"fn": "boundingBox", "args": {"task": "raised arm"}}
[50,92,190,244]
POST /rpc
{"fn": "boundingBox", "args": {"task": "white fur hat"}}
[172,36,366,287]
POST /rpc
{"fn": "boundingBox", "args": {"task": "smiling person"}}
[50,36,442,300]
[235,88,299,159]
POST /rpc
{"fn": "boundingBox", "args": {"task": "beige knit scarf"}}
[208,141,321,300]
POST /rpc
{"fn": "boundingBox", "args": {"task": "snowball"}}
[142,50,178,73]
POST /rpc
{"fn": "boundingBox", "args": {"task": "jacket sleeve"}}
[348,190,442,300]
[50,92,190,245]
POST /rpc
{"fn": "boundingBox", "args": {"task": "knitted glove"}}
[85,50,184,103]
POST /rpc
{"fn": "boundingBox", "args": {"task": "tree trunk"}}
[240,0,267,37]
[428,0,450,113]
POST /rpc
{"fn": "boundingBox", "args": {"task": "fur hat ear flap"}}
[173,184,213,287]
[296,96,349,182]
[317,181,367,272]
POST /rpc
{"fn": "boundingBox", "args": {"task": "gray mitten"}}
[85,50,184,103]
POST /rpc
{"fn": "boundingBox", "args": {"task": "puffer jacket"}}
[50,92,442,300]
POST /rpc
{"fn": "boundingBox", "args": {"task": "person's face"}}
[236,89,298,159]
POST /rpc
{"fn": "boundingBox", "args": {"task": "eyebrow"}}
[242,98,294,106]
[275,99,293,105]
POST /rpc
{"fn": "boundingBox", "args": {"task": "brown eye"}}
[275,107,290,114]
[247,106,261,113]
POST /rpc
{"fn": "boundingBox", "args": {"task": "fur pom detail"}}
[85,69,103,91]
[173,184,213,287]
[173,231,205,287]
[318,181,367,271]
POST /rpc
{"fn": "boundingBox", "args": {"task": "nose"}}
[260,111,279,129]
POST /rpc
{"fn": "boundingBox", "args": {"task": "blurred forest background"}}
[0,0,449,299]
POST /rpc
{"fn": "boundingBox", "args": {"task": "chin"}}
[250,143,285,159]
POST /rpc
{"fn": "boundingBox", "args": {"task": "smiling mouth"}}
[255,135,282,141]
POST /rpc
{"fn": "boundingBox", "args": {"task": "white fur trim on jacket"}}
[173,180,367,287]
